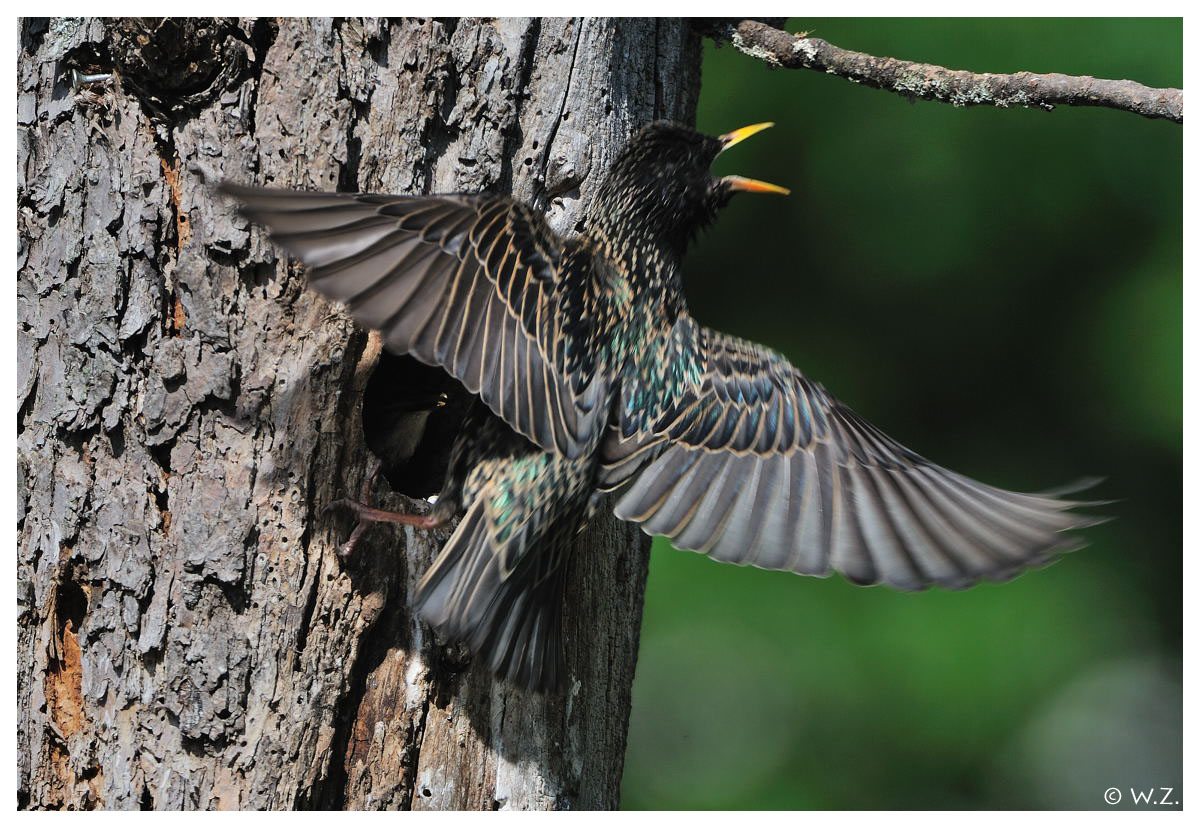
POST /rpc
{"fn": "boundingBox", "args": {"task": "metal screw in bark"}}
[69,68,113,88]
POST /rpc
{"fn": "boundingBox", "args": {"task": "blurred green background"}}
[621,18,1181,810]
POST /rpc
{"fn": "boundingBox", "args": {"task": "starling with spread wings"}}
[222,121,1098,692]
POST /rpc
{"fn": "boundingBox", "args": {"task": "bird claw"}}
[336,521,369,561]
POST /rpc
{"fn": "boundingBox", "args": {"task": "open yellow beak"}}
[719,121,776,151]
[717,122,789,195]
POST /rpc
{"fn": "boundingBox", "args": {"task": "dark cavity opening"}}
[55,578,88,645]
[361,352,471,499]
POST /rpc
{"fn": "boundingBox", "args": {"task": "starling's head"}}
[591,120,789,253]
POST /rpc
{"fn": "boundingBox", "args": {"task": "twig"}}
[706,19,1182,125]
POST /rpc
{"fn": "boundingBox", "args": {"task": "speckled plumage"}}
[222,121,1099,692]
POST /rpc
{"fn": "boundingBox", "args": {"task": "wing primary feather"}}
[705,455,762,563]
[751,453,795,569]
[669,452,735,551]
[672,451,734,547]
[641,454,714,538]
[507,315,531,440]
[898,468,1015,575]
[341,241,445,330]
[907,467,1035,565]
[812,441,837,575]
[617,450,704,524]
[922,468,1065,549]
[847,467,924,589]
[654,461,716,539]
[447,258,489,374]
[828,458,879,584]
[460,283,495,395]
[251,204,386,236]
[434,256,482,366]
[276,217,401,269]
[693,463,750,556]
[735,456,785,568]
[866,467,970,587]
[941,472,1093,530]
[788,451,830,576]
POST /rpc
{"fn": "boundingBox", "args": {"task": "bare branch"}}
[707,19,1182,125]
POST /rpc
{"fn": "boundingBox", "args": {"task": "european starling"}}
[221,121,1098,691]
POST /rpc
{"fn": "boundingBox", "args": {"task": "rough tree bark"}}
[17,17,701,810]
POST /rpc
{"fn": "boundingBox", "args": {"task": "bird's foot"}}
[325,498,447,560]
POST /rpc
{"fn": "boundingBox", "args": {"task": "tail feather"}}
[415,500,571,691]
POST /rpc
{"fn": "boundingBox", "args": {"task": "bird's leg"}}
[331,499,446,530]
[326,469,448,560]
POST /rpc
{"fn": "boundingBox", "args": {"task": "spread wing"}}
[221,185,605,458]
[611,316,1100,591]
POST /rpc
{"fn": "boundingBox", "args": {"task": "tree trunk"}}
[18,17,702,810]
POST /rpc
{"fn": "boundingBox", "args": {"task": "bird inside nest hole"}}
[360,351,473,500]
